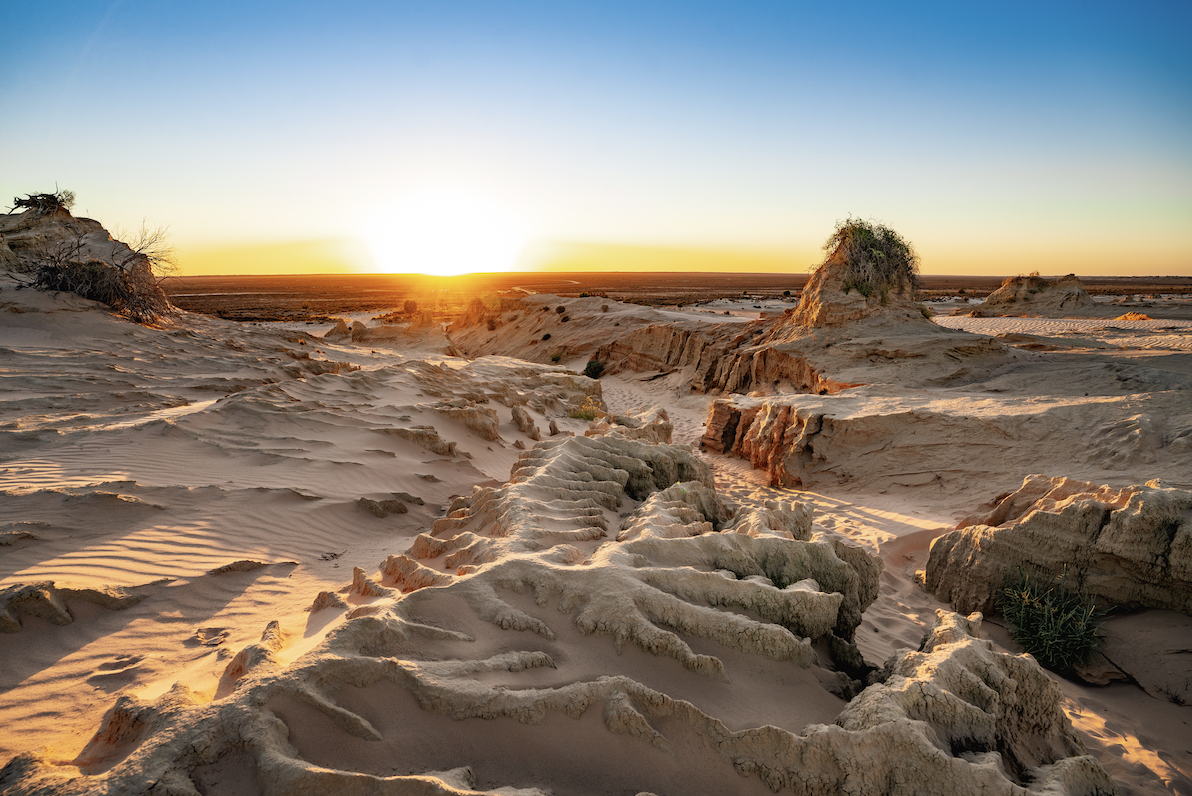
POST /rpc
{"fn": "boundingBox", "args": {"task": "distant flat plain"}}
[162,272,1192,322]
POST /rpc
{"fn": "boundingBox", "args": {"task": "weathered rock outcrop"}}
[446,294,674,365]
[596,324,861,395]
[323,318,447,347]
[0,207,110,269]
[592,250,1004,397]
[979,274,1096,315]
[585,404,674,444]
[0,206,173,322]
[787,244,924,328]
[701,386,1192,499]
[925,475,1192,615]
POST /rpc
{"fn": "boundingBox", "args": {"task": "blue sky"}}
[3,1,1189,274]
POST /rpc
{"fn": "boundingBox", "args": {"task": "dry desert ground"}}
[2,211,1192,795]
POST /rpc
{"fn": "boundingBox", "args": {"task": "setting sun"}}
[360,189,529,276]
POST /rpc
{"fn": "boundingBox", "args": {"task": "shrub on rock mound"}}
[823,217,920,299]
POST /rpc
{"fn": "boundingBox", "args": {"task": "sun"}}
[360,189,529,276]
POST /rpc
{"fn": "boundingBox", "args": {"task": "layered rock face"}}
[595,323,863,396]
[700,386,1192,497]
[979,274,1096,314]
[925,475,1192,615]
[597,249,1003,397]
[0,415,1112,795]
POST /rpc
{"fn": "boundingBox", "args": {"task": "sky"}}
[2,1,1190,276]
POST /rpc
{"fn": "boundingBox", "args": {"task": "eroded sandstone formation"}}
[785,243,924,328]
[925,475,1192,615]
[978,274,1096,315]
[0,402,1120,795]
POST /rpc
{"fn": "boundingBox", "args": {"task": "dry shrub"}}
[18,219,176,324]
[824,218,920,299]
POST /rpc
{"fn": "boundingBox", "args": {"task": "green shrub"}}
[998,568,1101,672]
[550,352,562,363]
[824,217,920,299]
[584,359,604,379]
[918,303,933,319]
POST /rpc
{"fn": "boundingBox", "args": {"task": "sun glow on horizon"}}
[360,189,530,276]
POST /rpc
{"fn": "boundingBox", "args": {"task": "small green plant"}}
[601,304,610,312]
[567,395,601,421]
[998,568,1101,672]
[584,359,604,378]
[541,333,551,341]
[550,352,562,363]
[918,303,932,319]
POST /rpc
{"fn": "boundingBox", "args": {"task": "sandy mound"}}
[445,294,722,365]
[978,274,1096,316]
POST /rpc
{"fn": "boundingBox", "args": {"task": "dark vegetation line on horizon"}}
[161,271,1192,323]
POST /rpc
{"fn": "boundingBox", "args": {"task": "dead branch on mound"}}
[13,221,177,324]
[11,189,75,215]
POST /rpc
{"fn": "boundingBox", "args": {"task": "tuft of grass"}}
[584,359,604,379]
[567,395,601,421]
[998,568,1101,672]
[824,217,920,299]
